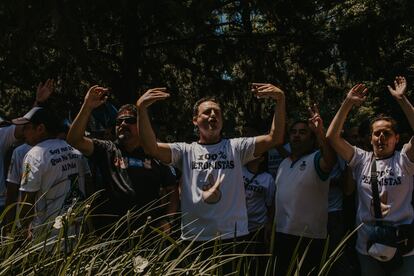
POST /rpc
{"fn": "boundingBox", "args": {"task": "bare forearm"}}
[67,104,93,154]
[327,99,353,140]
[317,130,337,172]
[254,96,286,156]
[271,96,286,145]
[326,99,355,162]
[138,106,160,156]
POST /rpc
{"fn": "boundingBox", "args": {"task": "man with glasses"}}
[67,86,178,235]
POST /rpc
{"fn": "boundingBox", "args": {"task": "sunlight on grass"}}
[0,192,356,275]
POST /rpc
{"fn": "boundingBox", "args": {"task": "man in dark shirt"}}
[67,85,178,235]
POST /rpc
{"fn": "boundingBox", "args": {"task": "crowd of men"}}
[0,77,413,275]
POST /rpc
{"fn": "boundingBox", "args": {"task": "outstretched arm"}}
[308,104,336,173]
[327,84,368,162]
[136,88,172,164]
[67,85,109,156]
[388,76,414,161]
[251,83,286,157]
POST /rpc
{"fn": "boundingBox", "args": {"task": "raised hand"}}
[346,83,368,106]
[136,87,170,108]
[251,83,285,101]
[36,79,55,104]
[308,104,324,134]
[387,76,407,100]
[83,85,109,110]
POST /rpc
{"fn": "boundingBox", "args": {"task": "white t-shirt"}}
[349,146,414,256]
[20,139,86,231]
[7,143,32,185]
[169,137,256,240]
[275,151,330,239]
[0,125,17,206]
[243,166,275,232]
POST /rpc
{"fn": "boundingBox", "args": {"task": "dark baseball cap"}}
[12,107,60,131]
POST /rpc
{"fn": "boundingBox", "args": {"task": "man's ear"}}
[36,123,46,133]
[395,134,400,145]
[192,116,198,126]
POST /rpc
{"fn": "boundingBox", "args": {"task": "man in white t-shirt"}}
[13,107,85,240]
[0,79,54,215]
[274,105,337,275]
[136,83,285,242]
[327,77,414,275]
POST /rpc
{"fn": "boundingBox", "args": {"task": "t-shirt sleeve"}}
[265,174,276,207]
[348,146,369,168]
[232,137,256,165]
[6,148,23,185]
[400,144,414,174]
[169,142,185,169]
[348,146,370,180]
[20,150,43,192]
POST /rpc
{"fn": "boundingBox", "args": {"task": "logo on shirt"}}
[362,168,402,187]
[201,173,224,204]
[120,157,153,169]
[21,163,31,185]
[192,152,234,170]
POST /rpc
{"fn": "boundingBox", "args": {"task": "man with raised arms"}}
[136,83,285,242]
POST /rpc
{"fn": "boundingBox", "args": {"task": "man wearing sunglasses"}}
[67,85,178,235]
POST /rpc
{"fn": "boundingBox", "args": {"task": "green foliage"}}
[0,0,413,137]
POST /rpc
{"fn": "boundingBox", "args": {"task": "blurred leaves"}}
[0,0,413,138]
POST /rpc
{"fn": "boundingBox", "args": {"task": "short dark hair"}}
[118,104,138,118]
[370,115,399,134]
[289,120,308,131]
[192,97,221,117]
[289,120,316,140]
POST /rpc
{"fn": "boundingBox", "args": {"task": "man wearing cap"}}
[0,79,54,216]
[14,107,86,239]
[67,85,178,235]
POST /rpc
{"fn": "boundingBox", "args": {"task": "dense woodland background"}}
[0,0,413,140]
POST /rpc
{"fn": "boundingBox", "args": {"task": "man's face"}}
[23,123,44,146]
[371,120,399,158]
[115,114,138,142]
[193,101,223,140]
[289,122,314,154]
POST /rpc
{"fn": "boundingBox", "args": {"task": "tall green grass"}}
[0,194,356,275]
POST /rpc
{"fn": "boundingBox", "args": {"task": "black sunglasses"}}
[116,117,137,125]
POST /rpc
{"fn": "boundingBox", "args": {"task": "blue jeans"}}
[358,253,414,276]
